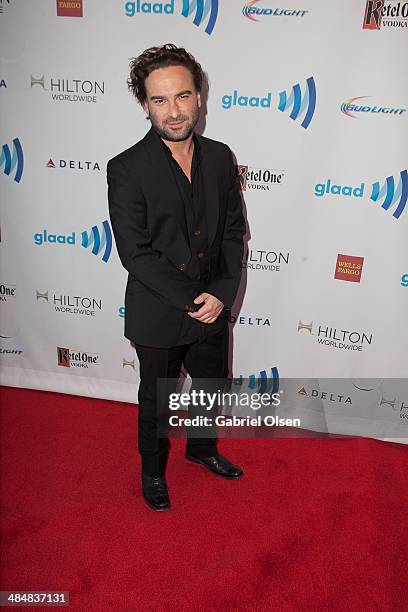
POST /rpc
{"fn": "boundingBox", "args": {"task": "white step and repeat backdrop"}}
[1,0,407,441]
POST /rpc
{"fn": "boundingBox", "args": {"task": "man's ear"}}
[143,101,149,118]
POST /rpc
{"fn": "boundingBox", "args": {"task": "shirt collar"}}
[156,129,201,161]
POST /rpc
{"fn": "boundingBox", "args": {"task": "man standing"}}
[107,44,246,511]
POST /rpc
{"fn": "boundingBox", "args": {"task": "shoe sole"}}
[185,455,244,479]
[142,496,171,512]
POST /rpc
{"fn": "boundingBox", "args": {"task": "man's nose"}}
[168,99,181,117]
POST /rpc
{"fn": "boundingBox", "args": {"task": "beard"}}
[150,104,200,142]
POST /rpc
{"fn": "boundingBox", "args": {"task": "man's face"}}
[143,65,201,142]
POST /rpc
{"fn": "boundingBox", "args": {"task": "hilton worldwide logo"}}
[31,74,105,103]
[298,320,373,352]
[36,289,102,317]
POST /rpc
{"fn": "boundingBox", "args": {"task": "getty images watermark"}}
[156,377,303,438]
[167,388,301,429]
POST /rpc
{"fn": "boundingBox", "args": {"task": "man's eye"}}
[154,99,164,104]
[180,95,189,99]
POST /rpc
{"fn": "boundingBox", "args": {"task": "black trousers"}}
[134,323,229,477]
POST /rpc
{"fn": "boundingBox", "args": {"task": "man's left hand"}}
[188,293,224,324]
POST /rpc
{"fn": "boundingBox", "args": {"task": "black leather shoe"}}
[185,453,243,479]
[141,474,171,511]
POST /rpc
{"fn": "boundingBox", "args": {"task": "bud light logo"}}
[314,170,408,220]
[221,77,317,130]
[1,138,24,183]
[124,0,219,35]
[242,0,308,21]
[33,220,112,263]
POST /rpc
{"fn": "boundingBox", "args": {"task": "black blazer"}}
[107,127,246,348]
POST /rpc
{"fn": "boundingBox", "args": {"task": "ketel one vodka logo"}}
[57,346,99,369]
[236,164,284,191]
[314,170,408,220]
[298,320,373,352]
[0,282,16,302]
[363,0,408,30]
[36,290,102,317]
[31,74,105,103]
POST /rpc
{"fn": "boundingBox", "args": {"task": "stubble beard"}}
[150,105,200,142]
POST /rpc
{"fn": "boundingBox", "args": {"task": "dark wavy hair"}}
[127,43,204,106]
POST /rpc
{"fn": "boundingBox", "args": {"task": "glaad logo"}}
[298,320,373,352]
[46,158,101,171]
[242,0,308,21]
[1,138,24,183]
[124,0,219,35]
[31,74,105,103]
[234,367,280,395]
[56,0,83,17]
[363,0,408,29]
[36,289,102,317]
[341,96,406,118]
[314,170,408,220]
[334,254,364,283]
[33,220,112,263]
[57,346,99,369]
[298,386,352,405]
[236,164,284,191]
[243,248,290,272]
[401,273,408,287]
[222,77,317,130]
[0,282,16,301]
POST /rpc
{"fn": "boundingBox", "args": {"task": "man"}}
[107,44,246,511]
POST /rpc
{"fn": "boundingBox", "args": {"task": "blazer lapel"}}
[142,127,190,252]
[197,135,219,249]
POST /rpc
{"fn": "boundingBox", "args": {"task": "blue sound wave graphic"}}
[234,367,280,395]
[181,0,218,34]
[370,170,408,219]
[81,220,112,263]
[0,138,24,182]
[278,77,316,129]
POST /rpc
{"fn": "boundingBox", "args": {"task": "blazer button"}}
[197,252,204,259]
[178,263,187,271]
[193,228,201,236]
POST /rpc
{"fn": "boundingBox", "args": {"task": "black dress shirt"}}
[159,132,228,345]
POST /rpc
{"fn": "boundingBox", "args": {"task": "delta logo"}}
[297,320,373,352]
[0,78,6,88]
[46,158,101,171]
[341,96,407,118]
[242,1,308,21]
[1,138,24,183]
[298,386,352,405]
[363,0,408,29]
[57,346,99,369]
[334,254,364,283]
[33,220,112,263]
[124,0,219,35]
[56,0,83,17]
[236,164,284,191]
[314,170,408,220]
[221,76,317,129]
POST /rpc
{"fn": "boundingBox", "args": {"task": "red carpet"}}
[1,386,408,611]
